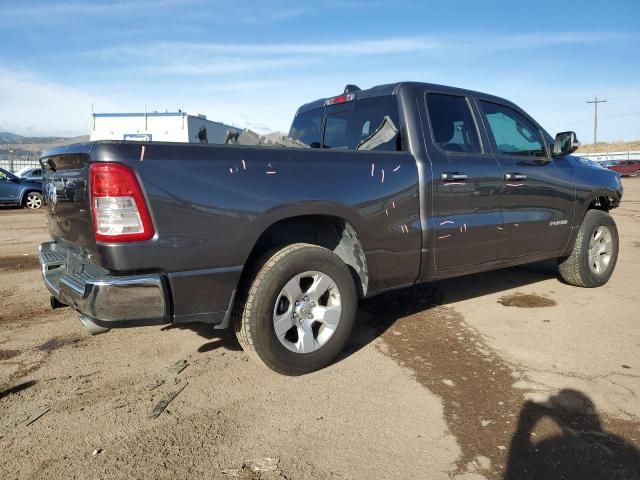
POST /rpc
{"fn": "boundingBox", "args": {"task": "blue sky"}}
[1,0,639,143]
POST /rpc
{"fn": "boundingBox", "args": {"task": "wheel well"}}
[21,190,42,204]
[588,195,618,213]
[243,215,368,297]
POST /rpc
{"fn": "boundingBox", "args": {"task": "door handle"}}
[504,173,527,181]
[441,172,468,182]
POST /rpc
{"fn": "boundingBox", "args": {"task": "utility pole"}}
[586,96,607,153]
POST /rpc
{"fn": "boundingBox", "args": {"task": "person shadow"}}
[504,389,640,480]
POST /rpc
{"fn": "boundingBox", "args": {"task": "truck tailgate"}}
[41,146,96,253]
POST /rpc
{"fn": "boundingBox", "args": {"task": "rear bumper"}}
[39,241,169,327]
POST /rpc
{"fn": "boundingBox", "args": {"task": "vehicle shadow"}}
[339,259,560,360]
[167,259,560,360]
[503,389,640,480]
[160,323,243,353]
[0,380,37,400]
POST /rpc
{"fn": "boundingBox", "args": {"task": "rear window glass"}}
[289,108,323,148]
[289,96,403,152]
[323,108,351,149]
[350,96,401,151]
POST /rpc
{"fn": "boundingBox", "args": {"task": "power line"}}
[586,96,607,151]
[600,111,640,118]
[603,93,640,101]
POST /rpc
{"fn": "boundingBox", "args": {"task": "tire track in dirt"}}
[360,284,520,478]
[0,335,86,393]
[0,254,40,272]
[360,283,640,479]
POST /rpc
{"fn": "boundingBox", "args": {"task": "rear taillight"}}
[90,163,155,242]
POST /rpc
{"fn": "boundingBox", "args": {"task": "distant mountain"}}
[0,132,25,143]
[0,131,88,145]
[0,132,90,157]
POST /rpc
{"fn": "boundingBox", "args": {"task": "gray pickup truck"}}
[39,82,622,375]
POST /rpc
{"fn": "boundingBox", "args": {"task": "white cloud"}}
[136,57,312,76]
[0,0,343,25]
[84,31,633,64]
[0,66,119,136]
[0,0,202,18]
[2,28,638,140]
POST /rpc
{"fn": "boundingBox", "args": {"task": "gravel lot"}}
[1,180,639,479]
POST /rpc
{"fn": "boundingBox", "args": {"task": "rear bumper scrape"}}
[39,241,169,327]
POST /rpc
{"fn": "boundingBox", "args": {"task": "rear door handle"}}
[441,172,468,182]
[504,173,527,181]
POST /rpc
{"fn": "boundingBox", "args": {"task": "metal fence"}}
[578,151,640,162]
[0,155,41,174]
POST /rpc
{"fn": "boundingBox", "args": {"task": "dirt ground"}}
[1,180,639,480]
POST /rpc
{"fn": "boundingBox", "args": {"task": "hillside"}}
[0,132,89,157]
[577,140,640,153]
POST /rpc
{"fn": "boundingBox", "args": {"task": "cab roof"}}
[294,81,513,116]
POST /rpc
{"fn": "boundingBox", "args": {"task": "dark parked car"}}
[606,160,640,177]
[39,81,622,375]
[18,167,43,181]
[0,167,44,209]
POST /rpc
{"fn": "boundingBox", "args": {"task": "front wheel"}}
[235,243,357,375]
[24,191,43,209]
[558,210,619,287]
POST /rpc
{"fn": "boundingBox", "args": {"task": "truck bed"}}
[41,140,422,324]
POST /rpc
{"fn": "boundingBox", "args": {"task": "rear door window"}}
[425,93,481,154]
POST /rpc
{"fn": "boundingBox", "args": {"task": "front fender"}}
[564,177,622,257]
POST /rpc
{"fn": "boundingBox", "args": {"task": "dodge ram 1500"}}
[39,82,622,374]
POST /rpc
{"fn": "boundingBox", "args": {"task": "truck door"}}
[477,100,574,259]
[423,92,503,271]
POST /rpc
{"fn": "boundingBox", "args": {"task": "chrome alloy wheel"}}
[588,225,613,274]
[25,193,43,209]
[272,271,342,354]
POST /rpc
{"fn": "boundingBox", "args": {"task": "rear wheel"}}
[235,243,357,375]
[24,191,43,209]
[558,210,619,287]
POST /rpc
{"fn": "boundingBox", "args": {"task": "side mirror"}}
[553,131,580,157]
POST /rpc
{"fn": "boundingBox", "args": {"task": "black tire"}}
[23,191,43,210]
[234,243,357,375]
[558,210,619,287]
